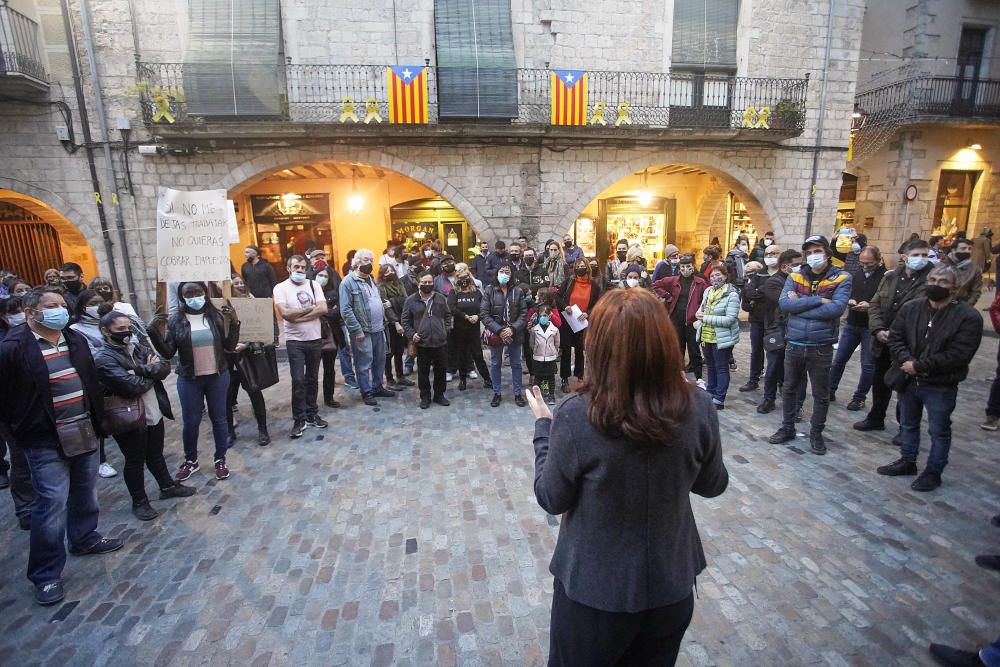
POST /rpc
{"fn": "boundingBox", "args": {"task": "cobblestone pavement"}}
[1,334,999,667]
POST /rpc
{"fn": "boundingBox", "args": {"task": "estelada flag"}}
[387,65,428,124]
[550,70,588,126]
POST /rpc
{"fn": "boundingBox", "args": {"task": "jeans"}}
[560,325,585,380]
[898,383,958,472]
[490,342,523,395]
[828,323,874,402]
[987,344,1000,418]
[339,324,357,385]
[748,319,765,383]
[287,339,322,422]
[351,331,386,396]
[24,446,102,586]
[453,325,491,383]
[981,633,1000,667]
[176,371,231,463]
[702,342,731,404]
[112,420,174,505]
[781,344,833,433]
[417,345,448,400]
[763,347,808,406]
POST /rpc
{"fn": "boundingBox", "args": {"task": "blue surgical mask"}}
[291,271,307,283]
[539,315,550,326]
[497,273,510,285]
[906,256,929,271]
[316,275,328,287]
[7,312,26,327]
[806,254,827,270]
[184,296,206,311]
[39,306,69,330]
[851,243,861,253]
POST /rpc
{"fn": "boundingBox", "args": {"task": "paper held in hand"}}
[564,304,588,333]
[156,187,231,283]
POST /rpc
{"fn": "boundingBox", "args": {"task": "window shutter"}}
[185,0,284,117]
[671,0,739,71]
[434,0,518,120]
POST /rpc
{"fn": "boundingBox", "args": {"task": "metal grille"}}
[0,3,48,82]
[0,221,62,286]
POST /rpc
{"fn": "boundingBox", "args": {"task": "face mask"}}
[739,244,748,252]
[572,267,587,277]
[525,295,535,304]
[616,251,627,261]
[670,258,680,265]
[290,271,306,283]
[509,254,521,262]
[458,278,472,288]
[763,239,773,246]
[851,243,861,253]
[805,254,827,270]
[316,275,328,287]
[38,306,69,330]
[184,296,206,311]
[85,305,101,319]
[443,264,455,274]
[549,248,560,258]
[926,284,951,301]
[953,251,971,263]
[497,273,511,285]
[539,316,550,326]
[906,256,929,271]
[625,278,640,288]
[710,276,726,288]
[564,241,573,248]
[7,312,26,327]
[424,250,433,258]
[764,257,779,267]
[106,330,132,346]
[419,284,434,295]
[679,266,694,277]
[359,264,373,275]
[97,289,114,302]
[62,279,81,292]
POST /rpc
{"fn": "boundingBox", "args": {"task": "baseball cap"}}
[802,235,831,252]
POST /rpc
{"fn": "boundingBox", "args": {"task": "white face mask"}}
[739,244,748,252]
[763,239,773,246]
[764,257,779,267]
[85,305,101,319]
[7,312,26,327]
[625,278,640,288]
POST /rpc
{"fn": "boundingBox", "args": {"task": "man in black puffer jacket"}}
[876,265,983,492]
[401,271,454,410]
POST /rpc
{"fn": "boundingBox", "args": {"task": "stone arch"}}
[214,147,493,239]
[554,150,788,242]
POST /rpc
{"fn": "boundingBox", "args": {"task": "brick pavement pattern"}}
[1,334,999,666]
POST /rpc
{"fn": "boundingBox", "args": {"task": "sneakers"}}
[372,387,396,398]
[70,537,124,556]
[768,426,796,444]
[214,459,230,480]
[98,462,118,478]
[928,643,988,667]
[853,418,885,431]
[981,416,999,431]
[491,394,502,407]
[445,372,454,382]
[290,420,307,439]
[132,502,159,521]
[695,379,707,390]
[175,460,199,482]
[514,394,527,407]
[257,427,271,447]
[757,399,775,414]
[738,381,759,392]
[713,399,725,411]
[160,483,196,499]
[362,393,378,406]
[469,371,479,380]
[306,416,328,429]
[34,580,65,606]
[910,469,941,492]
[433,396,451,407]
[846,399,866,412]
[458,378,467,391]
[729,359,738,371]
[344,379,359,389]
[809,433,827,456]
[876,458,918,476]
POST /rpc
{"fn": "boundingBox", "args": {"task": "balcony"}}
[134,62,808,147]
[0,2,49,98]
[855,75,1000,127]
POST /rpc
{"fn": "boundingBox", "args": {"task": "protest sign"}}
[210,297,276,343]
[226,200,240,244]
[156,187,230,283]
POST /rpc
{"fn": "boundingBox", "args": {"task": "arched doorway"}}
[0,189,98,284]
[227,160,481,279]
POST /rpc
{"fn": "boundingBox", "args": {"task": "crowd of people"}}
[0,228,998,665]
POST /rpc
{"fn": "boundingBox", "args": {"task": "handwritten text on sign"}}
[156,187,231,283]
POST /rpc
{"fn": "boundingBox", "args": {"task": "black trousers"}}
[672,320,703,380]
[560,325,586,380]
[320,348,339,403]
[452,325,491,382]
[111,420,174,505]
[385,329,406,382]
[748,319,765,383]
[227,368,267,429]
[548,579,694,667]
[417,345,448,400]
[781,344,833,433]
[0,423,33,522]
[867,345,894,424]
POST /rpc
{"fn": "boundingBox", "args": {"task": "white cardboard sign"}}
[156,187,231,283]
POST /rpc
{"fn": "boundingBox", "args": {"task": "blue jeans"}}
[490,343,523,395]
[982,633,1000,667]
[351,331,386,396]
[828,323,874,402]
[702,342,731,404]
[898,383,958,472]
[339,324,357,384]
[286,339,322,422]
[24,446,102,586]
[176,371,231,463]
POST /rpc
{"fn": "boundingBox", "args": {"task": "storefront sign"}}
[391,221,438,238]
[250,193,329,224]
[156,187,230,283]
[210,297,275,343]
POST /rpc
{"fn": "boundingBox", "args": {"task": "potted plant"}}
[771,99,804,129]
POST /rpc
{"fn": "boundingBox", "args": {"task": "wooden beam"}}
[302,165,327,179]
[373,166,385,178]
[325,163,345,179]
[311,163,335,178]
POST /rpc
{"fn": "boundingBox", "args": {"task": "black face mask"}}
[97,289,114,302]
[574,267,588,277]
[443,264,455,274]
[926,284,951,301]
[616,251,627,261]
[524,256,535,266]
[106,330,131,346]
[564,241,573,248]
[953,251,971,263]
[458,278,472,288]
[419,284,434,295]
[359,263,373,275]
[62,279,81,292]
[510,254,521,262]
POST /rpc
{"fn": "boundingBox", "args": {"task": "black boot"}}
[876,458,917,476]
[458,377,467,391]
[257,425,271,447]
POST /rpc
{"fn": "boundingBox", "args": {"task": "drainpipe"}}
[59,0,121,292]
[804,0,837,238]
[76,0,139,305]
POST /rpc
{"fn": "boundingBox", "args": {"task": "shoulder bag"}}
[235,342,280,392]
[56,416,99,457]
[101,394,147,436]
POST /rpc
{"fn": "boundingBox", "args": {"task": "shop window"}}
[836,173,857,233]
[573,197,677,266]
[434,0,518,120]
[184,0,284,117]
[932,170,980,236]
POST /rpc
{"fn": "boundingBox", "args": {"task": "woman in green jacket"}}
[696,263,741,409]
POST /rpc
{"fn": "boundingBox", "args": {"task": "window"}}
[932,170,980,236]
[434,0,517,120]
[671,0,740,72]
[184,0,284,117]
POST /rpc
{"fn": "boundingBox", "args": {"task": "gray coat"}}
[533,391,728,613]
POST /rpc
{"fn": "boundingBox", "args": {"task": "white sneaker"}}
[98,462,118,478]
[469,371,479,380]
[695,379,707,390]
[446,372,454,382]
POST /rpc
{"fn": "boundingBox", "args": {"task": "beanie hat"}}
[664,244,680,257]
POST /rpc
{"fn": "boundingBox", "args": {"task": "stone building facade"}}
[1,0,865,310]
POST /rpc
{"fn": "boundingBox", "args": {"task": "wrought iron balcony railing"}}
[0,3,48,84]
[855,75,1000,126]
[135,62,808,133]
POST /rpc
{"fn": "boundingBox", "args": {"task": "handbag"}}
[320,319,337,352]
[883,363,912,392]
[763,327,785,352]
[101,394,146,435]
[235,343,279,393]
[56,416,99,458]
[481,328,504,347]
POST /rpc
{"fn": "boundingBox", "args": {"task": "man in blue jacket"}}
[768,235,852,455]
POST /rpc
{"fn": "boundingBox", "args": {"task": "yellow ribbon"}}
[111,193,119,205]
[754,107,771,129]
[364,98,383,124]
[614,102,632,127]
[740,106,757,128]
[340,97,359,123]
[151,92,175,123]
[94,192,102,204]
[589,102,607,126]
